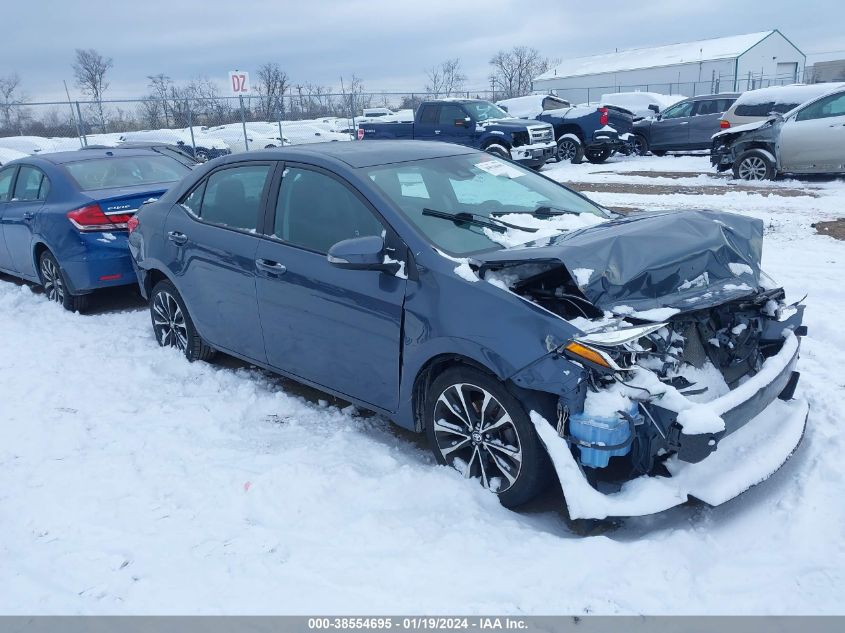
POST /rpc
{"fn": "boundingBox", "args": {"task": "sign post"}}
[228,70,251,151]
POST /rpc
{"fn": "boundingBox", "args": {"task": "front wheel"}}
[733,149,775,181]
[556,137,584,164]
[150,280,216,362]
[484,143,510,159]
[39,250,88,312]
[425,366,551,508]
[631,135,649,156]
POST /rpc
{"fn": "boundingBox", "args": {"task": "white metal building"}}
[534,30,805,104]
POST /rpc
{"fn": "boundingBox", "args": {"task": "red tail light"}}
[719,119,731,129]
[67,204,132,231]
[127,216,140,233]
[357,128,365,140]
[599,107,609,126]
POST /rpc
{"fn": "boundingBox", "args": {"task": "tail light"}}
[357,128,365,140]
[67,204,132,231]
[719,119,731,129]
[598,107,609,126]
[127,216,140,233]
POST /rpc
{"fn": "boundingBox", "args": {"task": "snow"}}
[729,263,754,276]
[482,211,606,248]
[453,259,478,282]
[582,389,631,419]
[627,307,680,322]
[2,152,845,615]
[535,31,775,80]
[0,147,28,165]
[731,82,845,108]
[572,267,593,287]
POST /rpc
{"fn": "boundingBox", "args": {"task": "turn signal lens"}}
[719,119,730,129]
[564,341,612,369]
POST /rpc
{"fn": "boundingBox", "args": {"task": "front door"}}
[164,162,273,362]
[255,165,406,411]
[436,103,475,147]
[650,100,693,150]
[779,91,845,173]
[4,165,50,278]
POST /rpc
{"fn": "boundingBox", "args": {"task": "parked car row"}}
[0,140,807,521]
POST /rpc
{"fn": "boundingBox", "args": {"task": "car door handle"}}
[23,211,35,220]
[256,258,287,274]
[679,121,689,125]
[434,130,441,134]
[167,231,188,245]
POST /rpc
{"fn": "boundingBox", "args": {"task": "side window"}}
[274,168,383,253]
[662,101,693,119]
[199,165,271,231]
[0,167,15,202]
[692,100,718,116]
[795,93,845,122]
[717,99,736,113]
[418,105,438,125]
[13,166,50,201]
[438,104,466,125]
[180,181,206,216]
[542,96,568,111]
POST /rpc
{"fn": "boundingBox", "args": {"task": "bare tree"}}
[0,73,25,132]
[72,48,113,131]
[425,58,467,97]
[488,46,557,98]
[255,63,290,121]
[147,73,173,127]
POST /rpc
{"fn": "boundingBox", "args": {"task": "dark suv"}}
[631,93,739,155]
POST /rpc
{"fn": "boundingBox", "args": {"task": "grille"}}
[528,126,553,143]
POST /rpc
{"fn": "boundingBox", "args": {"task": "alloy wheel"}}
[738,156,768,180]
[40,257,64,304]
[432,382,523,493]
[557,139,578,162]
[152,291,189,350]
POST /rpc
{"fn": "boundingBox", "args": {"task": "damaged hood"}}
[477,209,764,313]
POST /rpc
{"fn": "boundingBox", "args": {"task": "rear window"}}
[734,101,800,117]
[64,155,190,190]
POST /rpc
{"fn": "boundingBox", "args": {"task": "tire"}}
[150,280,216,362]
[556,137,584,164]
[38,250,88,312]
[425,366,551,508]
[733,149,775,181]
[651,150,667,157]
[631,135,649,156]
[484,143,510,159]
[585,147,612,164]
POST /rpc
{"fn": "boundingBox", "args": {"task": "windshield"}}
[463,101,511,122]
[366,153,607,255]
[65,155,191,190]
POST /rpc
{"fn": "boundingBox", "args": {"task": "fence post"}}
[586,87,590,104]
[74,102,88,147]
[186,101,196,157]
[239,95,250,151]
[277,97,285,147]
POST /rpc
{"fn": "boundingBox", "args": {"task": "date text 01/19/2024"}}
[307,617,529,630]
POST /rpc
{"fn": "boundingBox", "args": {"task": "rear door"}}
[688,98,733,148]
[164,162,273,361]
[779,91,845,173]
[0,166,16,271]
[650,100,693,149]
[413,103,441,141]
[254,164,406,410]
[3,165,50,277]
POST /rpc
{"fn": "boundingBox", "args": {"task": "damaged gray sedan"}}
[712,87,845,180]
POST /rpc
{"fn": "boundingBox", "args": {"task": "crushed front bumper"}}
[532,332,808,520]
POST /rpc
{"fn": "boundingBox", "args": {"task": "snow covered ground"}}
[1,154,844,614]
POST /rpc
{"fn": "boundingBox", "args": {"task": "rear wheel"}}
[39,250,88,312]
[733,149,775,181]
[425,366,551,508]
[150,280,215,362]
[631,135,649,156]
[651,149,667,157]
[585,147,612,164]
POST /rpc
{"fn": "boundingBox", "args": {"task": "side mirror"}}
[327,235,398,273]
[648,104,660,113]
[655,113,663,121]
[455,117,471,127]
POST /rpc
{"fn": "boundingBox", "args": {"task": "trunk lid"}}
[84,184,170,214]
[476,209,763,313]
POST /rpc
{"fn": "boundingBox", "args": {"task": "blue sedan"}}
[0,148,192,310]
[128,140,806,517]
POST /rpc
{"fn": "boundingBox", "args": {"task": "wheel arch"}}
[480,135,511,151]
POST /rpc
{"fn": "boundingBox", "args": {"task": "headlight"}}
[564,322,668,372]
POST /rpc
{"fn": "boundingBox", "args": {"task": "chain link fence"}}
[0,74,813,161]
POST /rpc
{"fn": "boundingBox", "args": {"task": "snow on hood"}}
[477,209,763,313]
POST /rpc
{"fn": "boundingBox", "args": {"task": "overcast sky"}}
[5,0,845,101]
